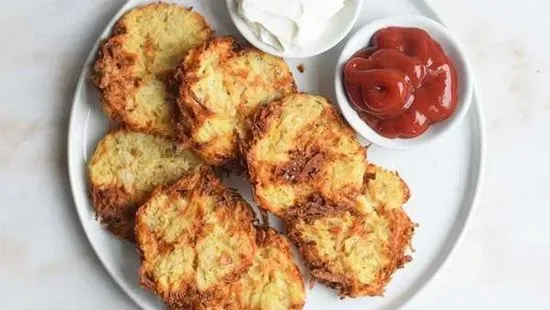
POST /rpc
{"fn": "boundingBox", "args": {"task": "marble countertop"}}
[1,0,548,309]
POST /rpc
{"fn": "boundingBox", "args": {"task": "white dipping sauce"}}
[237,0,345,51]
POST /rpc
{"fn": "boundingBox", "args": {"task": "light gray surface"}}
[68,0,483,309]
[1,0,549,309]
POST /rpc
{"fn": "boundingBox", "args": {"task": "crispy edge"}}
[230,46,298,106]
[88,128,193,241]
[176,38,297,166]
[365,163,411,207]
[288,209,414,297]
[234,47,298,144]
[88,128,139,241]
[285,165,415,297]
[91,3,213,136]
[243,96,285,216]
[135,170,201,308]
[175,36,240,164]
[245,93,359,155]
[253,227,306,310]
[135,166,258,308]
[90,183,137,242]
[197,227,306,309]
[244,93,366,217]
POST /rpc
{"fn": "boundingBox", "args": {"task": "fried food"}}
[245,93,367,218]
[135,167,257,308]
[204,227,306,309]
[88,129,202,241]
[92,3,212,136]
[176,36,296,165]
[286,164,414,297]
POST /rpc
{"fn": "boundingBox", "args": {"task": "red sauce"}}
[344,27,458,139]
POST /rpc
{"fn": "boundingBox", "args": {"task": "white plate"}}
[67,0,486,309]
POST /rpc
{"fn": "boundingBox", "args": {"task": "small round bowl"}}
[225,0,364,58]
[334,15,474,149]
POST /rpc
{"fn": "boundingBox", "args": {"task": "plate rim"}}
[396,2,486,307]
[67,0,486,309]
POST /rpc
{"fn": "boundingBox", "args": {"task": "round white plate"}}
[68,0,486,309]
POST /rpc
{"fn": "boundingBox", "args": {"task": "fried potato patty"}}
[92,3,212,136]
[286,164,414,297]
[245,93,367,218]
[176,36,296,165]
[88,129,202,241]
[203,228,305,310]
[135,167,257,308]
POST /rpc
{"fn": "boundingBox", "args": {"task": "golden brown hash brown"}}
[88,129,202,241]
[202,227,305,310]
[176,36,296,165]
[135,167,257,308]
[286,164,414,297]
[244,93,367,218]
[92,3,212,136]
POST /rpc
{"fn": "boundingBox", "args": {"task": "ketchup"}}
[343,27,458,139]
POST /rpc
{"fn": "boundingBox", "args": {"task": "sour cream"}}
[237,0,345,51]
